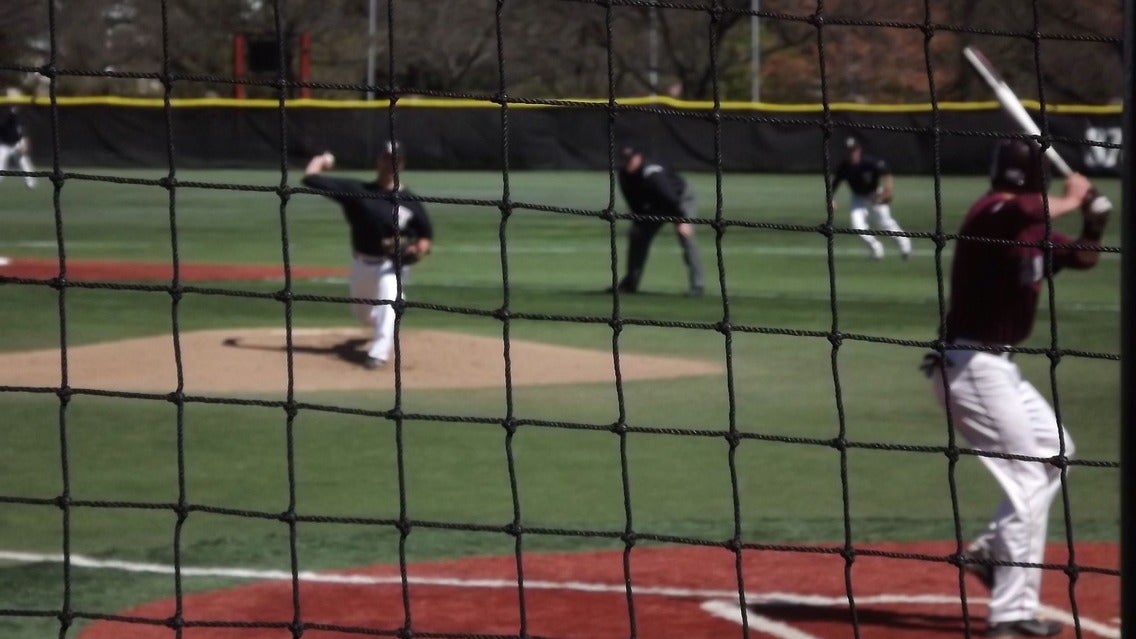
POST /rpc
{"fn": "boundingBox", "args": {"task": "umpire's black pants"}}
[619,191,704,293]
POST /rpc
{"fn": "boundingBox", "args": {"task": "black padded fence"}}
[0,1,1129,638]
[1,98,1126,175]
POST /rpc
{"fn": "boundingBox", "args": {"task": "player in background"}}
[613,144,705,296]
[0,89,36,189]
[831,137,910,260]
[303,140,433,370]
[924,139,1109,637]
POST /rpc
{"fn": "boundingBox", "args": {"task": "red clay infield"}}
[0,257,345,282]
[80,542,1118,639]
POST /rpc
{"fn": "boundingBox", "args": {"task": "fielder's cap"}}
[619,144,642,159]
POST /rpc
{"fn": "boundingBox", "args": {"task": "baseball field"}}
[0,169,1121,637]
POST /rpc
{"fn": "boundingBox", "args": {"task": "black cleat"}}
[363,357,386,370]
[961,545,994,591]
[985,619,1063,637]
[606,283,638,294]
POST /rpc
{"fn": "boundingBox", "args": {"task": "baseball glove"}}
[381,235,423,265]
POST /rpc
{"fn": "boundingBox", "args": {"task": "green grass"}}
[0,170,1121,637]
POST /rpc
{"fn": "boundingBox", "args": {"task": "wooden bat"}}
[962,45,1074,176]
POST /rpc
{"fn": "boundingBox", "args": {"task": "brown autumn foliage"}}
[0,0,1124,104]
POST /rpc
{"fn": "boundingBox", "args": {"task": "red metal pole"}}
[299,32,312,99]
[233,32,247,99]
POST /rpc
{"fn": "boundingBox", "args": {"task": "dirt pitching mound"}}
[0,328,722,393]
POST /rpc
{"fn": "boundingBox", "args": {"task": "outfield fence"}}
[0,97,1124,174]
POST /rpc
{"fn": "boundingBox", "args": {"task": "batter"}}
[927,139,1109,637]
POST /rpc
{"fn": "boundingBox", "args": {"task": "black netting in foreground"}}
[0,1,1129,638]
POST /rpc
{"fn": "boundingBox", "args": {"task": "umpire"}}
[613,144,705,296]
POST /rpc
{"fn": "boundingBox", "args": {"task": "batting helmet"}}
[990,139,1047,193]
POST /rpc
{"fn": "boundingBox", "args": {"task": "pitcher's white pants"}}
[931,346,1073,623]
[350,256,401,363]
[849,194,910,258]
[0,143,35,187]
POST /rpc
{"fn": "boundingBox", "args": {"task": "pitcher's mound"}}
[0,328,722,393]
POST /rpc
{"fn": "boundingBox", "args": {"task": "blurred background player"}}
[613,144,705,296]
[925,139,1109,638]
[303,140,433,369]
[831,136,910,260]
[0,89,36,189]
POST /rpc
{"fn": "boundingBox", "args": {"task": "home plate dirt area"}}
[77,542,1118,639]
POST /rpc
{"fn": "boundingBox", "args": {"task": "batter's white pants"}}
[930,345,1073,624]
[849,194,910,258]
[0,142,36,187]
[350,256,402,363]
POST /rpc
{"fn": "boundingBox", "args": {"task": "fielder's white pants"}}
[0,142,35,187]
[931,345,1073,624]
[849,194,910,257]
[350,256,402,363]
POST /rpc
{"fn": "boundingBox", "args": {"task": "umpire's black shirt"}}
[618,159,687,217]
[302,175,432,257]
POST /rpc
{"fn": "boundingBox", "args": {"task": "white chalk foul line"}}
[0,551,1119,638]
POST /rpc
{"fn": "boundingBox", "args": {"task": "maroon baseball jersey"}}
[945,192,1097,345]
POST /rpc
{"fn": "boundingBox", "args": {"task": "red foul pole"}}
[233,32,248,99]
[298,32,312,99]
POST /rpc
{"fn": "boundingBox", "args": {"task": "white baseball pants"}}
[930,345,1073,623]
[0,142,35,187]
[849,194,910,258]
[350,256,402,363]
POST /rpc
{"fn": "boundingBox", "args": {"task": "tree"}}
[0,2,45,90]
[0,0,1123,104]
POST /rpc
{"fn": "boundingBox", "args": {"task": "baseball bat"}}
[962,46,1074,176]
[963,46,1112,214]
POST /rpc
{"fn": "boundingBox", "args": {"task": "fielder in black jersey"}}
[0,93,37,189]
[830,137,910,260]
[613,145,705,296]
[303,141,432,369]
